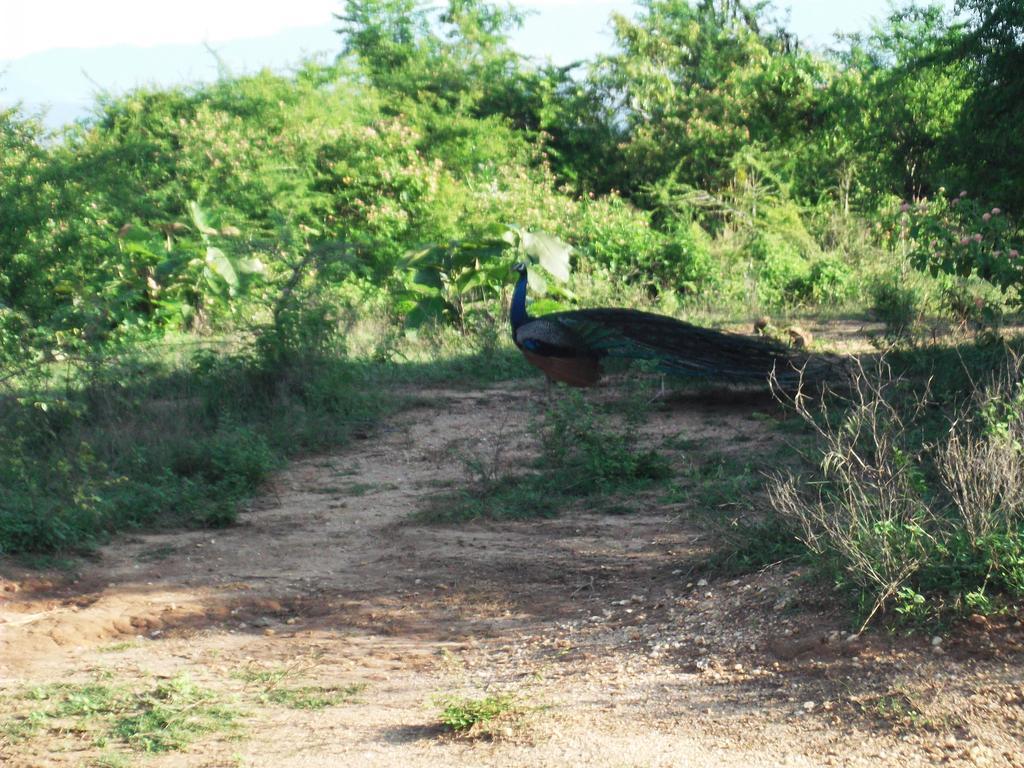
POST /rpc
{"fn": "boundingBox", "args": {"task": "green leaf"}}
[404,245,446,268]
[188,201,219,237]
[528,269,547,295]
[522,232,572,282]
[455,269,497,293]
[234,257,265,275]
[205,247,239,289]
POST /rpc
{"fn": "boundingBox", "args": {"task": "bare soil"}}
[2,381,1023,767]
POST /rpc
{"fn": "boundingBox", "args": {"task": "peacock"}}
[509,262,801,388]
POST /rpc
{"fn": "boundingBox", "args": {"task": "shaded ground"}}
[1,381,1023,767]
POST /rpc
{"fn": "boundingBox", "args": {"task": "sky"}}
[1,1,956,127]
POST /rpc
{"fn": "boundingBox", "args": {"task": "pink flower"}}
[983,213,992,222]
[992,208,1002,215]
[1011,249,1020,259]
[960,190,968,198]
[900,202,910,212]
[973,233,983,242]
[960,237,971,245]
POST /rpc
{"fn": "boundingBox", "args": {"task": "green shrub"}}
[869,278,923,338]
[437,694,518,733]
[750,232,811,308]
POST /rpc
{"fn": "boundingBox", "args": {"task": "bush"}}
[750,232,812,308]
[869,278,924,338]
[770,353,1024,627]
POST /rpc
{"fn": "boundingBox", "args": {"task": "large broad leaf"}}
[205,247,239,290]
[405,280,442,297]
[522,232,572,282]
[187,201,219,237]
[234,257,265,275]
[455,268,504,295]
[451,243,506,269]
[527,269,547,295]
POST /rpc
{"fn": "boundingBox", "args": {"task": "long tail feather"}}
[547,308,803,383]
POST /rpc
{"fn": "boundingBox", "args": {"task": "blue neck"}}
[510,270,530,331]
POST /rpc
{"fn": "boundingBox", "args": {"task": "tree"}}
[948,0,1024,212]
[588,0,832,198]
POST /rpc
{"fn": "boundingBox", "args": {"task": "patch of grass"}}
[700,515,806,575]
[681,452,763,512]
[665,449,805,575]
[422,477,562,523]
[418,392,671,523]
[1,674,238,754]
[97,641,140,654]
[259,684,366,710]
[859,690,937,731]
[436,693,519,734]
[0,344,401,556]
[233,663,366,710]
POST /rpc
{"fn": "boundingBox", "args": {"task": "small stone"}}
[696,578,708,587]
[802,701,816,711]
[931,636,943,646]
[773,592,795,612]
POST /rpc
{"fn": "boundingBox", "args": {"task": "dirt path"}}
[2,384,1023,767]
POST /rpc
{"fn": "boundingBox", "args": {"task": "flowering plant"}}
[902,190,1023,296]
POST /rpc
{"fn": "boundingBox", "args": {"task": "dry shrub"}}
[935,351,1024,544]
[770,359,936,627]
[770,350,1024,627]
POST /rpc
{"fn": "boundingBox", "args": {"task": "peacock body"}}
[509,263,798,387]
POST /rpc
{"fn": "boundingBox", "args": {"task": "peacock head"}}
[511,261,528,275]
